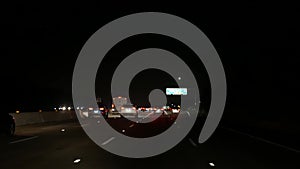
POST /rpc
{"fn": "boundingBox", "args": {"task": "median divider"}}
[10,111,77,126]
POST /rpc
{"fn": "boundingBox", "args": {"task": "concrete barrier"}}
[10,111,77,126]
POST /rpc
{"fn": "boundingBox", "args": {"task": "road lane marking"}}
[209,162,215,167]
[189,138,197,147]
[144,112,154,119]
[101,137,115,145]
[73,158,81,164]
[224,127,300,153]
[81,124,89,127]
[9,136,39,144]
[129,124,135,128]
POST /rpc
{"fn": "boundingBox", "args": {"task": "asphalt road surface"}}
[0,118,298,169]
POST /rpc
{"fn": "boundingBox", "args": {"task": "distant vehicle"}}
[137,107,151,118]
[0,112,15,136]
[162,106,172,115]
[138,107,148,112]
[172,108,180,113]
[107,108,121,118]
[153,107,164,114]
[85,104,109,118]
[120,104,137,118]
[98,103,109,118]
[78,108,89,118]
[171,105,181,113]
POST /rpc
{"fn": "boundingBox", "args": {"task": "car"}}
[138,107,147,112]
[84,103,109,118]
[107,108,121,118]
[171,105,181,113]
[154,107,164,114]
[162,106,172,115]
[0,112,15,136]
[120,104,137,118]
[137,107,151,118]
[171,108,180,113]
[98,103,109,118]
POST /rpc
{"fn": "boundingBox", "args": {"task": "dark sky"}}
[0,2,299,123]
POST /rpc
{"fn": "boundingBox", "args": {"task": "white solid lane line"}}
[224,127,300,153]
[101,137,115,145]
[9,136,39,144]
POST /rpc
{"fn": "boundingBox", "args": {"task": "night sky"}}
[0,2,299,126]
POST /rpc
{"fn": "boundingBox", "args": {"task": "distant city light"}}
[62,106,67,111]
[67,107,71,110]
[16,110,20,114]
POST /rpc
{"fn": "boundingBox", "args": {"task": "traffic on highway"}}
[1,2,299,169]
[77,96,183,120]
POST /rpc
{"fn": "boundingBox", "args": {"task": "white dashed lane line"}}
[189,138,198,147]
[9,136,39,144]
[101,137,115,146]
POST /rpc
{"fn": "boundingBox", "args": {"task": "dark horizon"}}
[0,4,299,169]
[0,3,299,122]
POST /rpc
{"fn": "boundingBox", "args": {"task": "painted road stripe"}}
[189,138,197,147]
[101,137,115,145]
[144,112,154,118]
[81,123,89,127]
[9,136,39,144]
[129,124,135,128]
[224,127,300,153]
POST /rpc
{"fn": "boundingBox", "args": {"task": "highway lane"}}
[0,119,298,169]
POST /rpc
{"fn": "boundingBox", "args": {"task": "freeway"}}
[0,118,298,169]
